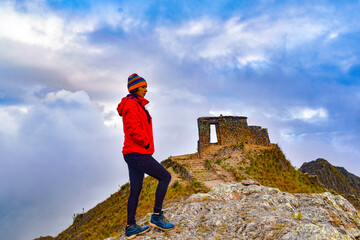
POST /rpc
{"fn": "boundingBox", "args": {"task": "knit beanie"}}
[128,73,147,92]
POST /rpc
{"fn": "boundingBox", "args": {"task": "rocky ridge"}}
[300,158,360,210]
[116,183,360,240]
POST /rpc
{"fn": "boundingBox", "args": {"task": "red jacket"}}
[117,95,155,155]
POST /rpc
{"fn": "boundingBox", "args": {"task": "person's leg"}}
[131,154,171,213]
[124,153,145,226]
[125,153,174,230]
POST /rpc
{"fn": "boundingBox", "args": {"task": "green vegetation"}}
[229,167,244,181]
[172,166,179,174]
[215,156,231,165]
[171,180,180,188]
[216,158,223,164]
[231,141,245,150]
[213,154,245,181]
[244,145,324,193]
[270,223,286,230]
[190,180,207,189]
[291,211,302,220]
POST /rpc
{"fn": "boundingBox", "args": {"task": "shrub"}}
[171,180,180,189]
[191,180,204,189]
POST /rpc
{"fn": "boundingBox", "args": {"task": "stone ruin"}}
[197,115,270,155]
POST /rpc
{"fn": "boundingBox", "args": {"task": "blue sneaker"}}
[150,211,175,230]
[125,223,149,239]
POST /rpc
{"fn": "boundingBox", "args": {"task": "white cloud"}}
[0,90,126,239]
[278,129,360,172]
[236,55,267,68]
[337,56,359,72]
[280,128,342,142]
[90,2,144,32]
[0,106,27,135]
[289,107,328,122]
[328,32,339,40]
[280,128,298,142]
[0,0,141,52]
[156,10,338,68]
[96,101,123,129]
[0,1,96,50]
[331,133,360,160]
[154,87,206,104]
[209,110,233,116]
[175,18,214,36]
[44,89,90,104]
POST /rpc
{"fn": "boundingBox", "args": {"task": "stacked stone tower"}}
[197,115,270,155]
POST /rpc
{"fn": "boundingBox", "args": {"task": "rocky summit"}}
[116,183,360,240]
[300,158,360,210]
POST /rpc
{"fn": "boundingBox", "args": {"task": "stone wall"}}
[198,116,270,155]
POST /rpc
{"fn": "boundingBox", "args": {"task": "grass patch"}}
[171,180,180,189]
[291,212,302,220]
[230,141,245,150]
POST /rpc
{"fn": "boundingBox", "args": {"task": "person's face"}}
[136,85,147,98]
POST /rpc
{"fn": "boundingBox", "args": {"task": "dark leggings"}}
[124,153,171,225]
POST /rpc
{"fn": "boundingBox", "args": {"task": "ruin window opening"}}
[210,124,218,143]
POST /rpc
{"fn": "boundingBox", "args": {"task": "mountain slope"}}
[164,144,324,193]
[36,178,208,240]
[300,158,360,210]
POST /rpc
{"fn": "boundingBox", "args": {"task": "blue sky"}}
[1,0,360,239]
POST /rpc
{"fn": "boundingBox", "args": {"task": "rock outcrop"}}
[118,183,360,240]
[300,158,360,210]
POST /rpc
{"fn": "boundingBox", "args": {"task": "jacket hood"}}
[117,95,149,116]
[117,96,129,116]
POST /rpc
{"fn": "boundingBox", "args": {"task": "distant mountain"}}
[300,158,360,209]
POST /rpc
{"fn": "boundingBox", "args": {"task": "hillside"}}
[37,175,208,240]
[300,158,360,210]
[36,143,327,240]
[164,143,324,193]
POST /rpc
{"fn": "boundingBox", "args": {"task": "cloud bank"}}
[0,90,125,239]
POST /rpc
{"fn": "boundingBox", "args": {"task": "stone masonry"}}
[197,115,270,155]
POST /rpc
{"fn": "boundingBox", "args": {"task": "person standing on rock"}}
[117,73,175,239]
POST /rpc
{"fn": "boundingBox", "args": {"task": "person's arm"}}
[123,104,149,148]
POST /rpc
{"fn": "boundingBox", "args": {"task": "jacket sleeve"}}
[123,103,149,147]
